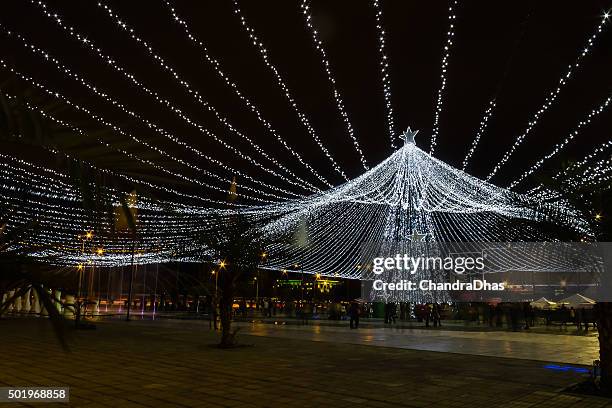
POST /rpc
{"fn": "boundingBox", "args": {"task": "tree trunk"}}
[597,302,612,393]
[219,269,236,348]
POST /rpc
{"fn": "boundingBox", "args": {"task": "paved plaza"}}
[0,318,610,407]
[237,320,599,365]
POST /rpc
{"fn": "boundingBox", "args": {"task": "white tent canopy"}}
[558,293,596,308]
[530,297,556,309]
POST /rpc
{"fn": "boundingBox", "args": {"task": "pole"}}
[126,241,136,321]
[105,267,111,313]
[75,238,85,327]
[141,264,147,315]
[301,266,304,303]
[300,253,305,303]
[76,266,83,327]
[153,262,159,319]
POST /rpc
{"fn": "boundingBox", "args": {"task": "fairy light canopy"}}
[248,128,588,276]
[0,130,588,276]
[0,1,610,276]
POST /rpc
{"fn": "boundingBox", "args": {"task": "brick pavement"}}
[0,318,610,407]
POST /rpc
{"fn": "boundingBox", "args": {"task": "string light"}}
[462,99,496,171]
[0,64,280,204]
[430,0,459,155]
[0,155,219,265]
[97,1,332,189]
[298,0,368,170]
[163,1,347,184]
[31,0,322,194]
[0,1,604,277]
[9,95,249,207]
[255,137,588,280]
[98,1,332,189]
[2,136,588,275]
[556,139,612,185]
[166,1,347,179]
[372,0,396,149]
[487,13,610,181]
[538,154,612,196]
[0,26,304,201]
[230,0,351,181]
[509,93,612,189]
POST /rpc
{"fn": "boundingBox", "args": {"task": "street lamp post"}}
[256,252,266,309]
[126,242,137,321]
[76,231,93,327]
[211,269,218,297]
[218,260,226,299]
[294,263,304,303]
[254,277,259,308]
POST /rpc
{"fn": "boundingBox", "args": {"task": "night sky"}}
[1,0,611,204]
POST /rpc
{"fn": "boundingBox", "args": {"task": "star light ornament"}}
[400,127,419,146]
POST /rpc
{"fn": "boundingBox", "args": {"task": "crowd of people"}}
[158,296,596,333]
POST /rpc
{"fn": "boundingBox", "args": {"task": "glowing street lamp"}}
[254,276,259,304]
[211,269,218,296]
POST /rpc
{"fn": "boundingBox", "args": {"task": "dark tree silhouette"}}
[194,212,274,348]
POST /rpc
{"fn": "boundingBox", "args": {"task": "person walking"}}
[425,303,432,328]
[349,301,360,329]
[433,303,442,327]
[384,302,389,324]
[240,298,247,318]
[389,302,397,324]
[267,298,274,317]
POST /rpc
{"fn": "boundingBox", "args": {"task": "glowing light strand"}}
[487,12,610,181]
[430,0,458,155]
[164,2,347,183]
[554,138,612,186]
[97,1,332,189]
[299,0,368,169]
[372,0,396,149]
[509,93,612,189]
[231,0,350,180]
[31,0,320,194]
[462,99,496,171]
[13,97,248,207]
[0,26,303,200]
[0,65,276,204]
